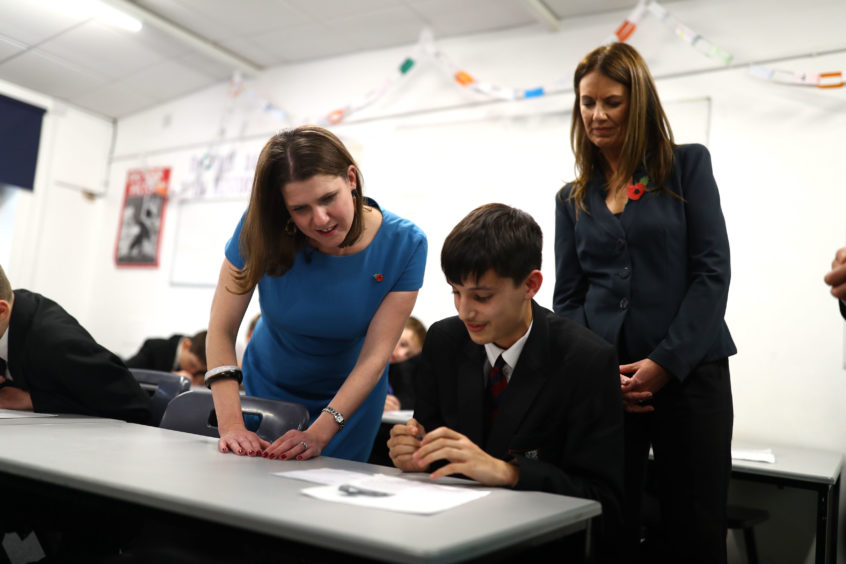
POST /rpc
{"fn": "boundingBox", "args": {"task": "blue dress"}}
[225,199,427,461]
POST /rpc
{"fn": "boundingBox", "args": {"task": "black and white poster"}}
[114,167,169,267]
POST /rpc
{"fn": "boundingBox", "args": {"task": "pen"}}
[338,484,393,497]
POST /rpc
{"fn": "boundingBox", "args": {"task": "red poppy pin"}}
[626,175,649,201]
[373,273,384,282]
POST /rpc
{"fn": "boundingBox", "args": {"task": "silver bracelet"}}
[204,365,241,386]
[322,406,345,430]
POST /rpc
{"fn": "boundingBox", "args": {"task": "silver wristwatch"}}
[322,406,345,430]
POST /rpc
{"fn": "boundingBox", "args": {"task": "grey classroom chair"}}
[130,368,191,426]
[159,390,309,443]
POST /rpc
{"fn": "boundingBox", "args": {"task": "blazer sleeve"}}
[411,324,448,434]
[648,145,732,380]
[510,339,623,526]
[553,189,589,325]
[25,310,151,424]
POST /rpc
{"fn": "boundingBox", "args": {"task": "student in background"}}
[388,204,622,560]
[384,315,426,411]
[0,264,150,422]
[245,312,261,342]
[206,125,427,463]
[553,43,736,563]
[824,246,846,319]
[125,330,208,386]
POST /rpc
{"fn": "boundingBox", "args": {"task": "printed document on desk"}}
[278,470,490,514]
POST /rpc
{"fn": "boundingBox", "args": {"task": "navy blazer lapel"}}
[485,302,550,456]
[587,174,626,240]
[457,339,486,446]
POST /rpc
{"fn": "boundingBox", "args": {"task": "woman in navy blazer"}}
[554,43,736,563]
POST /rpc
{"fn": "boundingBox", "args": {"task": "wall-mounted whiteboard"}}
[170,197,247,286]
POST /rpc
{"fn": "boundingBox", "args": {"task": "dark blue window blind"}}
[0,93,46,191]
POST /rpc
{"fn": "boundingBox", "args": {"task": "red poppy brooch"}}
[626,176,649,201]
[373,273,384,282]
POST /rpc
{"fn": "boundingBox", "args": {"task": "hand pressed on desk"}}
[263,427,328,461]
[218,426,269,457]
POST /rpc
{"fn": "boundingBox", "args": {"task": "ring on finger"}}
[299,441,308,450]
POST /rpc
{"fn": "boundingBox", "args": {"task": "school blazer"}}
[125,334,183,372]
[7,289,151,424]
[554,144,736,381]
[413,301,623,527]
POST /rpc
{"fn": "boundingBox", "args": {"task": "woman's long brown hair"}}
[562,43,675,216]
[231,125,364,294]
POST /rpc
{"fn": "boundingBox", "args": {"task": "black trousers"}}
[621,358,733,564]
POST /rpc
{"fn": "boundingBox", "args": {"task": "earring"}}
[285,218,297,236]
[351,189,358,199]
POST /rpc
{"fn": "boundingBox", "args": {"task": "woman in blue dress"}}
[206,125,427,462]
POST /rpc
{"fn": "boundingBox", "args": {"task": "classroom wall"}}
[6,1,846,562]
[0,78,114,329]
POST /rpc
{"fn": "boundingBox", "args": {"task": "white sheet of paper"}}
[381,409,414,425]
[0,410,57,419]
[732,447,776,463]
[300,473,490,515]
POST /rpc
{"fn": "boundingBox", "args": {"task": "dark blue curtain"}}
[0,93,46,191]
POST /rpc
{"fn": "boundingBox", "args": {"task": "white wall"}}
[0,79,114,329]
[7,1,846,561]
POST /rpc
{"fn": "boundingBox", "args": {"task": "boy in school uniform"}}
[387,204,623,558]
[0,264,150,423]
[125,330,208,386]
[0,264,151,559]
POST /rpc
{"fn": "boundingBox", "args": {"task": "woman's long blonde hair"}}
[231,125,365,294]
[563,43,675,215]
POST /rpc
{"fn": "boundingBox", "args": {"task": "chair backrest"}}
[130,368,192,426]
[159,390,310,443]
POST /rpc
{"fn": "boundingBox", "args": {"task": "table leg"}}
[815,477,840,564]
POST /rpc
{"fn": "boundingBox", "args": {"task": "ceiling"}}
[0,0,639,119]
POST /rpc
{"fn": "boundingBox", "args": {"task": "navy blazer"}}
[554,144,736,381]
[125,334,183,372]
[8,289,151,423]
[413,301,623,533]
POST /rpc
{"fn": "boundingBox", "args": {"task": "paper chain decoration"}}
[225,0,843,129]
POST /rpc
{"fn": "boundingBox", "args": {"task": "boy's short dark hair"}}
[441,203,542,286]
[189,330,207,364]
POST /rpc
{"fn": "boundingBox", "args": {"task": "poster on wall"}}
[114,167,170,267]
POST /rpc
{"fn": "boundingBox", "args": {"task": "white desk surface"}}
[0,419,599,563]
[731,440,842,486]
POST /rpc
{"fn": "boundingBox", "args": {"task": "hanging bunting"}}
[206,2,842,140]
[646,1,733,64]
[749,65,844,88]
[605,0,649,44]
